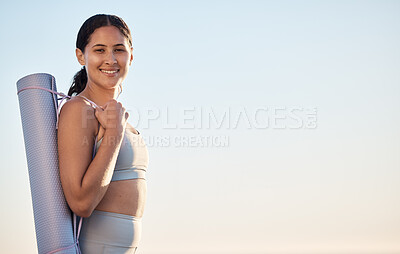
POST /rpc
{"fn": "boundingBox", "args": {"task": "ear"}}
[76,48,85,66]
[129,47,134,66]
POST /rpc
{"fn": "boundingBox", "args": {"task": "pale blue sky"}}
[1,0,400,253]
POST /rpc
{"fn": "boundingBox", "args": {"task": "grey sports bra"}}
[77,95,149,182]
[94,129,149,181]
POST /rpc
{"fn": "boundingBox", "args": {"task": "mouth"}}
[100,69,119,75]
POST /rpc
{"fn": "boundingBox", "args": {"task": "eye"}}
[95,49,105,53]
[115,48,126,52]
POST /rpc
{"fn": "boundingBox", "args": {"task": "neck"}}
[78,83,120,107]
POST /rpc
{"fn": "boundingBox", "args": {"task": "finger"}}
[94,109,100,119]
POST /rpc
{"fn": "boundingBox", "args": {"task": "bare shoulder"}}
[58,97,98,138]
[59,96,94,117]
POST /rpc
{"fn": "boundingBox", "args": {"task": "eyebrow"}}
[92,43,126,48]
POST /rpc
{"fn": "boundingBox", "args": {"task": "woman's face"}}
[76,25,133,92]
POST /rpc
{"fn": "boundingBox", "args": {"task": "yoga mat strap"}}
[17,85,71,129]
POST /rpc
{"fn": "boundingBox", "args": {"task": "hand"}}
[94,99,129,134]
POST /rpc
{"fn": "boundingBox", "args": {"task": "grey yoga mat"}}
[17,73,79,254]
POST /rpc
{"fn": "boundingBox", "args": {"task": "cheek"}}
[86,56,101,67]
[118,54,131,66]
[85,57,102,79]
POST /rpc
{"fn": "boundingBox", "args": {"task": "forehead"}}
[87,26,129,46]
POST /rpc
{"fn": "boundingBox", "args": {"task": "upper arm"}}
[57,98,98,201]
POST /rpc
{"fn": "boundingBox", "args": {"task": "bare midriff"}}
[93,123,146,218]
[95,179,147,218]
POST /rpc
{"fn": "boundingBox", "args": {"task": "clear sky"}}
[1,0,400,253]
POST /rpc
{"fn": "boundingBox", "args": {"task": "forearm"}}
[78,130,124,215]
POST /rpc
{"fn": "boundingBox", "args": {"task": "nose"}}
[105,51,117,65]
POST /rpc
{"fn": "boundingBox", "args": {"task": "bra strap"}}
[75,95,101,110]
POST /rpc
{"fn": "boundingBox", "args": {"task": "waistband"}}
[92,209,142,221]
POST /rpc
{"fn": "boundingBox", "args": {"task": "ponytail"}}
[68,67,87,96]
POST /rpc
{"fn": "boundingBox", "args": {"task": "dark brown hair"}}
[68,14,132,96]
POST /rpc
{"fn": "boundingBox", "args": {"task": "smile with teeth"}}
[100,69,119,74]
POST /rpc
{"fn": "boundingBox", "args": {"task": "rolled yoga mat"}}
[17,73,79,254]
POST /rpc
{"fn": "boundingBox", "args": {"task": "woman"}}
[57,14,148,253]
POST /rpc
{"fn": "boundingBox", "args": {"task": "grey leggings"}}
[79,210,142,254]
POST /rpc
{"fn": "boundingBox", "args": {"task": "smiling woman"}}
[67,14,133,98]
[57,14,148,254]
[75,25,133,94]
